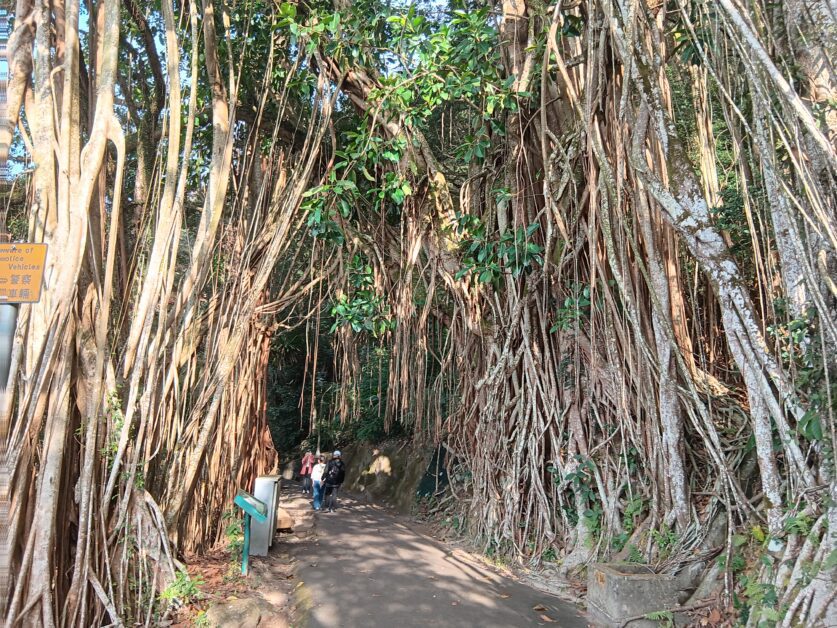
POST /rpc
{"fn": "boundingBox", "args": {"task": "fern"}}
[645,609,674,627]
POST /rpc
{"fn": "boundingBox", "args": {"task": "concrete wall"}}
[341,440,433,514]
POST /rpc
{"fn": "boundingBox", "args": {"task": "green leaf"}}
[302,185,324,198]
[799,409,823,441]
[762,608,782,621]
[279,2,297,19]
[327,13,340,33]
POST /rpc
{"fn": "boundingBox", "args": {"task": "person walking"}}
[300,450,315,495]
[311,456,327,511]
[323,450,346,513]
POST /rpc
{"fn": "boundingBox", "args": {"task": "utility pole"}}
[0,0,15,425]
[0,5,12,618]
[0,238,16,391]
[0,6,11,391]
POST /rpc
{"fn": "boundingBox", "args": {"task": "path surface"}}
[288,492,587,627]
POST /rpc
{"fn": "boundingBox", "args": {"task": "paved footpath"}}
[288,492,588,628]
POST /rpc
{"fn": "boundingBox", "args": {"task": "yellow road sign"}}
[0,244,48,303]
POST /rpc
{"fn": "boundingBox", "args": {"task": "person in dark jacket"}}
[323,450,346,512]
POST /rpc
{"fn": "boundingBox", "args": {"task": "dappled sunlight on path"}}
[288,493,587,627]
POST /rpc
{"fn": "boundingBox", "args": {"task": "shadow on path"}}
[286,492,588,627]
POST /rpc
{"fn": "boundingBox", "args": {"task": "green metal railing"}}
[233,490,268,576]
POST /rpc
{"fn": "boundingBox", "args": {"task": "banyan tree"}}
[1,0,835,625]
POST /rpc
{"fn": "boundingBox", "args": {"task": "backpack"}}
[325,459,345,485]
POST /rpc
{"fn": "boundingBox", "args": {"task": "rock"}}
[276,507,295,530]
[272,552,294,565]
[293,519,314,531]
[268,563,295,578]
[293,529,315,539]
[205,597,278,627]
[686,562,723,605]
[260,590,289,608]
[587,563,685,628]
[341,443,434,515]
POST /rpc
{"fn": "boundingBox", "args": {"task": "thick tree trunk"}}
[631,104,798,531]
[637,196,689,528]
[26,320,74,628]
[1,0,34,164]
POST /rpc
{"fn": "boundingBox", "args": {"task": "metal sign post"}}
[0,302,16,392]
[233,490,268,575]
[0,9,12,617]
[0,241,47,388]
